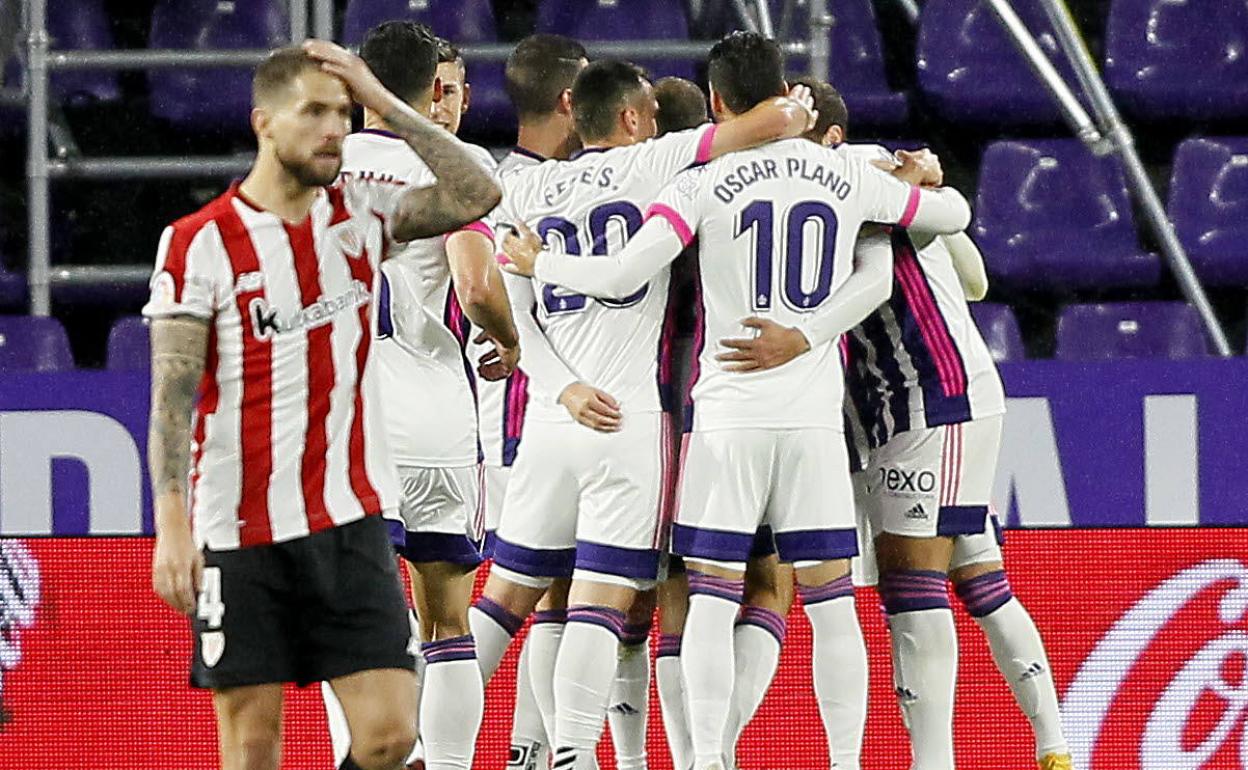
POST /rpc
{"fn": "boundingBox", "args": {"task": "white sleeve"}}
[141,223,229,321]
[504,272,581,402]
[854,159,972,235]
[794,232,894,348]
[940,231,989,301]
[641,124,718,180]
[532,169,702,298]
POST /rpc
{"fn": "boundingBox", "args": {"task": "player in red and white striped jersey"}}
[145,41,500,770]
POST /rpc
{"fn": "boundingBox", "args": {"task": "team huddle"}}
[143,20,1071,770]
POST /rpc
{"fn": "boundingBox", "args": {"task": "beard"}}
[276,147,341,188]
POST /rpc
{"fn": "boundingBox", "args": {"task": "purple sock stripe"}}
[798,574,854,605]
[656,634,682,658]
[474,596,524,636]
[687,570,745,603]
[736,606,786,643]
[532,608,568,625]
[621,621,652,647]
[421,634,477,664]
[567,605,627,638]
[879,570,951,615]
[955,570,1014,618]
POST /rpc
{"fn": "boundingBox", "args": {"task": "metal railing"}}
[983,0,1232,356]
[22,0,817,315]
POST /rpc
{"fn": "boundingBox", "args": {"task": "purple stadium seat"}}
[916,0,1081,125]
[0,265,27,311]
[774,0,906,126]
[1105,0,1248,121]
[1055,302,1208,360]
[0,316,75,371]
[343,0,511,134]
[2,0,120,110]
[973,139,1161,290]
[969,303,1026,362]
[106,316,150,371]
[536,0,697,82]
[1168,137,1248,286]
[148,0,288,132]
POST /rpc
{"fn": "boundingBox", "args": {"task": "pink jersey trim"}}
[645,203,695,247]
[695,124,718,164]
[898,185,922,228]
[445,219,495,243]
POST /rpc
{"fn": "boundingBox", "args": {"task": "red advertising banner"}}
[0,530,1243,769]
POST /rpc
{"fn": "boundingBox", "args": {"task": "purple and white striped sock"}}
[610,619,652,770]
[802,575,867,770]
[954,569,1013,618]
[469,596,524,682]
[725,605,786,756]
[654,633,691,770]
[552,606,627,767]
[878,568,952,615]
[684,571,745,767]
[528,608,568,750]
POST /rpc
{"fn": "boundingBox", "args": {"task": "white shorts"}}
[480,464,510,557]
[672,428,857,567]
[858,416,1003,539]
[386,465,484,566]
[850,478,1007,586]
[493,412,672,583]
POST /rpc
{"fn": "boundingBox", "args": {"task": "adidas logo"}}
[904,503,928,520]
[1020,661,1047,681]
[609,702,641,716]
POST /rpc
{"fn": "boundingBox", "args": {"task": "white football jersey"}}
[340,130,496,467]
[142,180,403,550]
[640,138,943,432]
[473,147,547,467]
[837,144,1006,449]
[496,125,717,423]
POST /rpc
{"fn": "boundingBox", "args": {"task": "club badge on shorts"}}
[201,630,225,667]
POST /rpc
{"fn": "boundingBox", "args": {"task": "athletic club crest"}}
[200,630,225,668]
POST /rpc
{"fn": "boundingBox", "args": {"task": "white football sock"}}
[889,610,957,770]
[528,610,567,748]
[470,597,524,682]
[420,635,484,770]
[608,634,651,770]
[975,597,1069,757]
[723,608,784,758]
[552,607,625,770]
[682,573,745,769]
[509,637,551,769]
[801,579,867,770]
[321,681,351,768]
[655,636,692,770]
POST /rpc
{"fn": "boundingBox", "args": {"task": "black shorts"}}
[190,515,415,689]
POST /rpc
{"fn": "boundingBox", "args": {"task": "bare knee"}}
[350,718,418,770]
[215,687,283,770]
[744,555,795,613]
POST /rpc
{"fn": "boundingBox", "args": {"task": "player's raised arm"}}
[942,231,989,301]
[304,40,501,240]
[148,315,209,615]
[716,231,894,372]
[857,154,972,235]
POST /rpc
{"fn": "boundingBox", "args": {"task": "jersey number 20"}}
[538,201,650,314]
[735,199,839,312]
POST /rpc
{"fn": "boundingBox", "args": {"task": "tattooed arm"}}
[149,316,209,615]
[304,40,502,241]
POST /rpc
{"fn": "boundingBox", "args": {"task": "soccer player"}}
[484,58,816,770]
[499,32,970,770]
[731,77,1073,770]
[431,37,470,136]
[330,22,519,770]
[462,33,590,770]
[145,41,500,770]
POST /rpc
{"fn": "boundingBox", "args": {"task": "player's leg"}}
[723,542,793,763]
[471,431,579,681]
[771,429,867,770]
[302,517,421,770]
[527,581,571,756]
[330,668,420,770]
[213,685,285,770]
[656,557,693,770]
[550,414,667,770]
[673,429,770,770]
[866,423,979,770]
[950,521,1070,767]
[609,589,657,770]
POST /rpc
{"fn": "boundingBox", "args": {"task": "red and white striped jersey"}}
[142,180,402,550]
